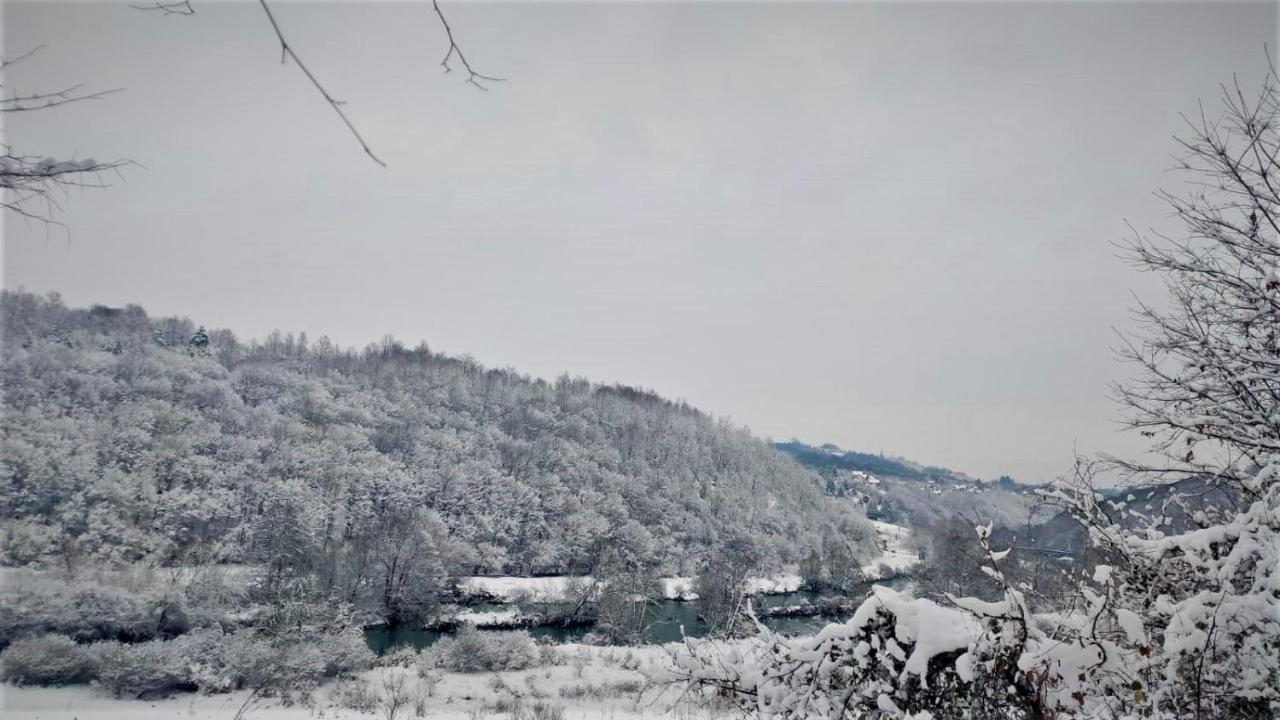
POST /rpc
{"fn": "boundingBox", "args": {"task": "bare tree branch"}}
[0,44,47,73]
[432,0,505,91]
[3,0,506,220]
[1,44,130,224]
[129,1,195,16]
[256,0,386,167]
[1,153,131,228]
[1,85,124,113]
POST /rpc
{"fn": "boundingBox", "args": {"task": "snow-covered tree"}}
[663,68,1280,720]
[1041,68,1280,719]
[0,289,878,627]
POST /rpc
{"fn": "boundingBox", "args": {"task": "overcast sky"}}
[4,1,1276,482]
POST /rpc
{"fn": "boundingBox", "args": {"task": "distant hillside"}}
[775,440,1037,528]
[0,292,876,593]
[773,440,994,485]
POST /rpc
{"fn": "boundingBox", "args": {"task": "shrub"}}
[0,573,185,646]
[378,645,422,668]
[169,627,234,693]
[90,639,193,698]
[557,678,645,700]
[218,632,324,694]
[313,626,376,677]
[0,634,95,686]
[83,626,374,701]
[488,693,526,717]
[530,700,567,720]
[422,627,540,672]
[330,677,380,712]
[217,628,372,693]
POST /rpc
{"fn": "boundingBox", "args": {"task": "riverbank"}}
[1,642,727,720]
[453,519,917,608]
[365,521,919,651]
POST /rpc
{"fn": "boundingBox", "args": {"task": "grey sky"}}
[3,1,1276,482]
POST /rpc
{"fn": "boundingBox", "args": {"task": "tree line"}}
[0,292,876,626]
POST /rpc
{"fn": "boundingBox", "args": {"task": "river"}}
[365,581,906,654]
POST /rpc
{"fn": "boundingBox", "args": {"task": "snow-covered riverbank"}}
[1,643,727,720]
[457,520,917,611]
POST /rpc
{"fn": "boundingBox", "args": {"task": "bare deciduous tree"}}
[3,0,502,223]
[0,46,128,226]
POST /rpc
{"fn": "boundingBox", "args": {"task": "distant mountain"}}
[773,440,1000,486]
[775,440,1037,528]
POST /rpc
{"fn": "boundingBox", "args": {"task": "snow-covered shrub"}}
[530,700,567,720]
[218,632,323,693]
[662,582,1034,719]
[378,645,422,668]
[558,678,645,700]
[320,626,377,676]
[488,692,527,717]
[87,630,227,697]
[668,503,1274,719]
[1046,464,1279,719]
[0,634,95,686]
[166,627,246,693]
[90,638,193,698]
[330,677,381,713]
[0,573,185,646]
[213,627,373,694]
[536,640,564,667]
[422,627,540,672]
[84,626,371,700]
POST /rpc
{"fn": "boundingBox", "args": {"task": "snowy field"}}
[863,520,918,579]
[1,643,732,720]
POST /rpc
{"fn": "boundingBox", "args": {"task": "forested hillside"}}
[0,292,873,595]
[776,440,1037,527]
[773,440,975,483]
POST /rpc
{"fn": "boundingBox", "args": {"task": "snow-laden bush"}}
[666,510,1276,719]
[330,677,381,712]
[216,628,373,693]
[378,644,422,668]
[0,634,95,686]
[662,522,1175,718]
[90,638,193,698]
[662,581,1032,719]
[421,626,541,672]
[85,626,373,699]
[313,626,376,677]
[0,572,186,646]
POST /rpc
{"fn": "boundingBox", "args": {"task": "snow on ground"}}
[862,520,919,579]
[458,575,588,603]
[461,575,703,602]
[455,607,523,627]
[0,523,920,720]
[1,644,732,720]
[660,576,696,600]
